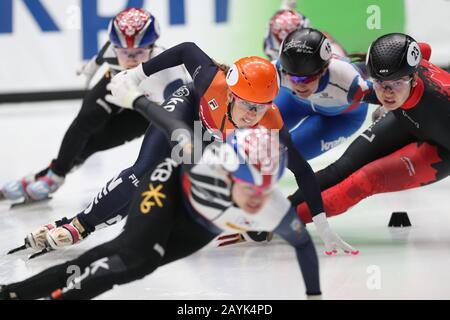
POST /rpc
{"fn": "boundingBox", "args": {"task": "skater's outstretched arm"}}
[274,207,321,298]
[114,42,220,102]
[140,42,219,96]
[280,126,358,255]
[105,42,221,117]
[281,126,323,214]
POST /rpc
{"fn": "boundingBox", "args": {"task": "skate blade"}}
[28,247,54,260]
[10,196,52,209]
[7,244,28,255]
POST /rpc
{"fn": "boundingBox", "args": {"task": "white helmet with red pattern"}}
[108,8,160,48]
[263,9,311,60]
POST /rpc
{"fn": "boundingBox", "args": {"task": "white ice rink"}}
[1,101,450,300]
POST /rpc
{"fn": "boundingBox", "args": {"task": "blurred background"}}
[0,0,449,102]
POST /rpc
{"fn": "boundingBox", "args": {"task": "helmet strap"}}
[226,96,239,128]
[227,174,240,208]
[144,45,155,62]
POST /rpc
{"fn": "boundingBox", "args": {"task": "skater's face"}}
[115,47,152,69]
[285,69,326,98]
[229,93,271,128]
[231,180,274,214]
[373,74,417,110]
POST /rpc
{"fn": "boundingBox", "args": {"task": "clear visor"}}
[231,92,272,114]
[372,76,413,92]
[231,176,275,196]
[114,47,151,59]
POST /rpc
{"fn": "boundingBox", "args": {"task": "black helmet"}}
[367,33,421,80]
[279,27,332,76]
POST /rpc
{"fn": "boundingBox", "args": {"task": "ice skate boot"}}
[25,169,65,201]
[0,174,35,202]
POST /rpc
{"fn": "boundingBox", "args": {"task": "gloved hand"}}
[306,294,322,300]
[105,69,146,109]
[312,212,359,256]
[371,105,388,122]
[45,220,85,250]
[25,223,57,251]
[216,231,273,247]
[76,57,100,88]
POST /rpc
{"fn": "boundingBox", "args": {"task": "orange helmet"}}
[225,57,279,104]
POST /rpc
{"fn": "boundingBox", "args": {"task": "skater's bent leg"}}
[6,238,120,299]
[288,104,367,160]
[289,113,415,209]
[58,160,185,299]
[8,160,184,300]
[160,208,219,266]
[297,142,450,223]
[79,110,148,162]
[73,126,170,233]
[53,75,116,176]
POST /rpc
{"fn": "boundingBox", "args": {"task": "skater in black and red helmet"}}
[292,33,450,231]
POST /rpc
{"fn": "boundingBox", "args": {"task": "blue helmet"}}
[108,8,160,48]
[224,127,287,191]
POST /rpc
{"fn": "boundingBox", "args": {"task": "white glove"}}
[371,105,388,122]
[123,63,148,84]
[312,212,359,256]
[76,57,100,88]
[105,69,146,109]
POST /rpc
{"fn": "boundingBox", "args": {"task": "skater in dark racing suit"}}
[291,34,450,227]
[0,103,322,299]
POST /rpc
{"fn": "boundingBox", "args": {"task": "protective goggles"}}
[231,93,272,114]
[231,176,275,196]
[372,77,413,93]
[287,72,322,84]
[114,47,151,59]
